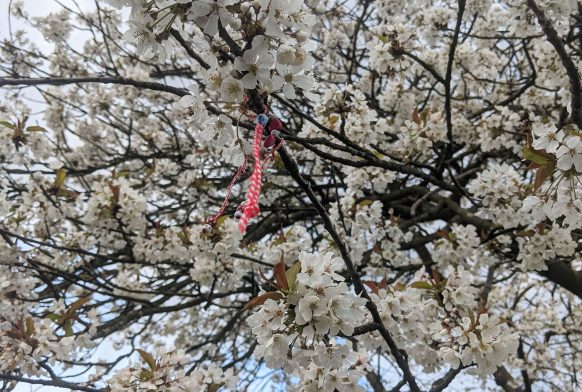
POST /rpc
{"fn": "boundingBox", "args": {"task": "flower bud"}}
[264,134,276,148]
[296,31,308,42]
[277,45,295,65]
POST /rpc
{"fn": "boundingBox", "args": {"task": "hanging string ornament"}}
[202,110,284,235]
[237,113,267,233]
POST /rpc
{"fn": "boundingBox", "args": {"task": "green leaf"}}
[139,369,153,382]
[357,199,374,208]
[177,228,192,246]
[63,321,74,337]
[372,149,385,159]
[46,313,61,322]
[522,146,553,165]
[0,120,15,129]
[420,108,430,124]
[272,230,288,246]
[409,281,433,290]
[137,349,157,370]
[69,296,90,313]
[25,317,35,337]
[207,383,223,392]
[54,168,67,189]
[215,215,229,227]
[26,125,46,132]
[285,261,301,292]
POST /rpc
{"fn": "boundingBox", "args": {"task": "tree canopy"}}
[0,0,581,391]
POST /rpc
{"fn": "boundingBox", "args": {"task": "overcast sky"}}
[1,0,84,41]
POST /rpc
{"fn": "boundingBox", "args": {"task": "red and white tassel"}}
[238,114,268,233]
[203,113,283,235]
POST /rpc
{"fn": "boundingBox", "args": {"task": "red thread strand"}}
[205,156,249,226]
[261,138,285,170]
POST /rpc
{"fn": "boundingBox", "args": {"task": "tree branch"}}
[444,0,466,160]
[0,75,189,96]
[0,373,104,392]
[277,146,421,392]
[526,0,582,127]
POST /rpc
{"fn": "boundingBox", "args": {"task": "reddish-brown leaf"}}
[435,230,449,240]
[273,259,289,291]
[534,165,554,192]
[362,280,379,293]
[244,291,284,310]
[378,277,388,290]
[412,108,421,125]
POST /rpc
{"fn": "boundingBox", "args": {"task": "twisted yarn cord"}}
[238,115,267,233]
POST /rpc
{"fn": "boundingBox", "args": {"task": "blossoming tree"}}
[0,0,581,391]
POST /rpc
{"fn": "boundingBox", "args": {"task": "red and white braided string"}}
[238,121,264,233]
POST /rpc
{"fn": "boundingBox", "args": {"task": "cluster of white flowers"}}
[0,263,44,378]
[114,0,318,101]
[31,10,71,43]
[437,312,519,377]
[247,252,369,390]
[0,266,36,320]
[309,85,379,144]
[432,224,481,268]
[476,106,522,154]
[533,123,582,172]
[516,225,577,271]
[0,303,97,379]
[392,110,447,161]
[467,163,524,228]
[259,225,314,268]
[364,267,519,377]
[0,318,70,377]
[366,30,412,76]
[84,178,148,239]
[328,193,414,270]
[517,123,582,229]
[188,218,245,287]
[108,349,236,392]
[344,167,396,195]
[521,188,582,228]
[430,268,519,377]
[365,276,431,358]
